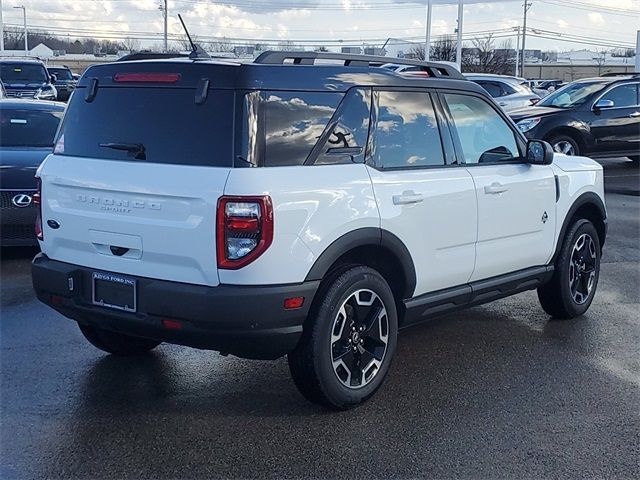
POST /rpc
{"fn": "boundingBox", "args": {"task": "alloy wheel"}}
[330,289,389,389]
[553,140,576,155]
[569,233,597,305]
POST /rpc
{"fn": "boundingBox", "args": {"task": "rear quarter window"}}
[57,87,234,167]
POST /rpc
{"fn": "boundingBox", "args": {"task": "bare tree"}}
[122,37,140,52]
[462,34,514,75]
[409,36,457,62]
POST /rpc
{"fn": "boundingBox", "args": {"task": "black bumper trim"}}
[32,254,319,359]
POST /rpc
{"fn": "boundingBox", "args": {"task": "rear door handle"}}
[630,112,640,118]
[498,102,507,107]
[393,191,424,205]
[484,182,509,195]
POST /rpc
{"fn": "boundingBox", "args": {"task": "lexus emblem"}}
[15,92,22,98]
[11,194,32,207]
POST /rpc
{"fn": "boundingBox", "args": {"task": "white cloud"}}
[587,12,605,25]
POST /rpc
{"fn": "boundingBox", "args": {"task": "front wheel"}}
[548,134,580,156]
[79,324,161,355]
[288,266,398,410]
[537,219,601,319]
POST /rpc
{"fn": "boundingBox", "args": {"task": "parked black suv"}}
[510,75,640,163]
[47,65,76,101]
[0,59,57,100]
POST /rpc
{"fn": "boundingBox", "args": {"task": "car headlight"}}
[517,117,541,133]
[35,85,57,100]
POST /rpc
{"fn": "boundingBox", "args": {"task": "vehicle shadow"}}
[32,300,638,478]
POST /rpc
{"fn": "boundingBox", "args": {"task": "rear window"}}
[57,87,234,167]
[0,63,48,83]
[0,109,63,147]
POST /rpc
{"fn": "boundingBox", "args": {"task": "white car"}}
[466,73,542,111]
[32,52,607,410]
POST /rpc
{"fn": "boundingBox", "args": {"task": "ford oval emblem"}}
[47,219,60,229]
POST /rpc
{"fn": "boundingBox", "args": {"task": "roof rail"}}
[253,51,465,79]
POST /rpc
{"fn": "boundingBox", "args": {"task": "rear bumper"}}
[32,254,319,359]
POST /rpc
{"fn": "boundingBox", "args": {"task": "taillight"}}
[33,176,43,241]
[53,133,64,154]
[217,196,273,269]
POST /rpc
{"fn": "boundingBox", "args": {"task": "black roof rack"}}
[254,51,465,79]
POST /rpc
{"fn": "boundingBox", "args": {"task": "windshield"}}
[538,81,607,108]
[0,109,63,147]
[48,68,73,81]
[0,63,48,83]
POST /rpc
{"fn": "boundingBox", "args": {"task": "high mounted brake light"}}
[113,72,181,83]
[217,196,273,270]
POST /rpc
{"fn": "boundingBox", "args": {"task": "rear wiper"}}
[99,142,146,160]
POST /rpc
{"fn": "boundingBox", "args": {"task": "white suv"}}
[32,52,607,410]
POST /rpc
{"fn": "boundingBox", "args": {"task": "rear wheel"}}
[537,219,601,319]
[79,324,160,355]
[288,266,398,410]
[549,134,580,156]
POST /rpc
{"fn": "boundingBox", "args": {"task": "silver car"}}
[465,73,541,112]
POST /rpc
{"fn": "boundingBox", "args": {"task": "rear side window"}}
[371,90,445,169]
[262,91,341,167]
[477,81,503,98]
[57,87,234,166]
[0,109,63,147]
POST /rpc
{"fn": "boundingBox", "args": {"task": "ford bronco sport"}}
[32,51,606,410]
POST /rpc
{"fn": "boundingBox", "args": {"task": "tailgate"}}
[40,155,229,286]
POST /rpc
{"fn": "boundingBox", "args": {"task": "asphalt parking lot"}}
[1,159,638,479]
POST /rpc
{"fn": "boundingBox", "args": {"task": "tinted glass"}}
[315,88,371,165]
[477,81,502,98]
[372,91,444,169]
[48,68,73,81]
[444,93,519,164]
[58,87,233,166]
[0,63,48,83]
[0,109,63,147]
[600,84,638,108]
[263,91,341,166]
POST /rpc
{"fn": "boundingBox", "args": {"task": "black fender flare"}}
[552,192,607,263]
[304,227,417,299]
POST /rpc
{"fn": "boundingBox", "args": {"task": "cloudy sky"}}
[2,0,638,52]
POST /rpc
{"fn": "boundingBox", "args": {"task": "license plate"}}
[92,272,137,312]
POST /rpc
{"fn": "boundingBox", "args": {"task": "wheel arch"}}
[304,227,417,302]
[553,192,607,263]
[545,126,590,155]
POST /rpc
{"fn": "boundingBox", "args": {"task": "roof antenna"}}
[178,14,210,60]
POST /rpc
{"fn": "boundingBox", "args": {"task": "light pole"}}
[14,5,27,56]
[520,1,532,77]
[1,0,5,52]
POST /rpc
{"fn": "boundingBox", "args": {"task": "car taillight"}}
[217,196,273,269]
[33,176,43,241]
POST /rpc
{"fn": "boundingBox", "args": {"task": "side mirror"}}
[50,74,57,84]
[526,139,554,165]
[594,99,614,110]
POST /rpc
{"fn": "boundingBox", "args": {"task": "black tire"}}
[537,219,601,319]
[548,134,580,156]
[79,324,160,355]
[628,156,639,164]
[288,266,398,410]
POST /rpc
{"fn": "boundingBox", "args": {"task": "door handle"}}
[498,102,507,107]
[484,182,509,195]
[630,112,640,118]
[392,191,424,205]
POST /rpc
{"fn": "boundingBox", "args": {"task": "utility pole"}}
[636,30,639,73]
[514,26,520,77]
[521,1,532,78]
[159,0,168,52]
[455,0,463,69]
[0,0,4,53]
[425,0,432,61]
[13,5,27,56]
